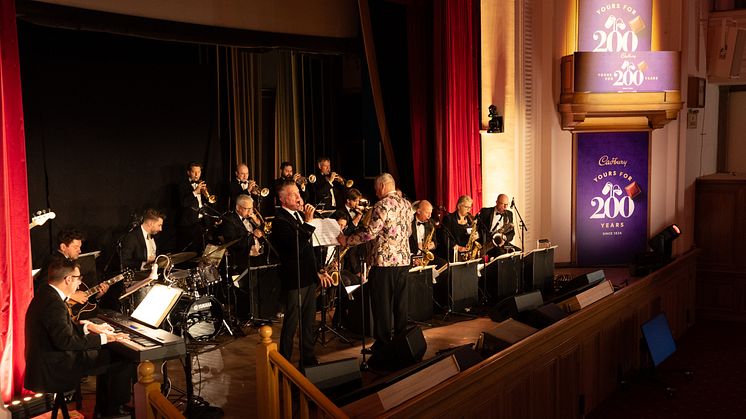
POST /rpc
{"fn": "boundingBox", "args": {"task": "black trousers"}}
[369,266,409,347]
[279,284,316,364]
[82,348,134,415]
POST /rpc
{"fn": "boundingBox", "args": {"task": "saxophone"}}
[325,246,350,286]
[421,222,436,265]
[460,215,482,261]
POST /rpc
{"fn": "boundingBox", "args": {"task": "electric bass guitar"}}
[68,269,133,320]
[29,209,56,230]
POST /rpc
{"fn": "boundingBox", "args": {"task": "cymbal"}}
[158,252,198,267]
[204,238,242,257]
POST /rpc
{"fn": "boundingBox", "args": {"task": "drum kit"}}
[121,241,239,341]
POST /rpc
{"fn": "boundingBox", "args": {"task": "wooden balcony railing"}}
[256,325,348,419]
[133,360,186,419]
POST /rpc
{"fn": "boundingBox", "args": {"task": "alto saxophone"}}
[460,215,482,261]
[325,246,350,286]
[421,222,436,265]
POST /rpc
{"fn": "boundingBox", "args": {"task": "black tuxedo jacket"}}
[177,178,204,227]
[333,207,361,235]
[272,208,319,291]
[219,211,254,271]
[477,207,515,244]
[409,219,437,255]
[121,227,148,271]
[25,284,102,393]
[311,171,345,210]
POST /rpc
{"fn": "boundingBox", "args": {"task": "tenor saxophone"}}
[460,215,482,261]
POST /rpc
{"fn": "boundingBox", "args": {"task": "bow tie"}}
[190,181,199,186]
[417,221,428,226]
[239,180,248,185]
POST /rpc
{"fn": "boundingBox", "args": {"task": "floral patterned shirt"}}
[346,191,413,266]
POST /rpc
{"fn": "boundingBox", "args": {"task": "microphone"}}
[510,197,515,209]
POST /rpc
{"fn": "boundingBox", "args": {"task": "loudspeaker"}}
[305,357,362,398]
[708,23,746,78]
[560,269,606,293]
[406,269,433,321]
[375,326,427,368]
[489,290,543,322]
[476,318,537,358]
[517,303,569,329]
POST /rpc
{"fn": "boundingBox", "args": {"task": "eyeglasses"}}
[69,274,83,281]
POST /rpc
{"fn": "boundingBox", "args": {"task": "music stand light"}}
[648,224,681,262]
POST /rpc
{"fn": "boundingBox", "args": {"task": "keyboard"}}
[95,311,186,362]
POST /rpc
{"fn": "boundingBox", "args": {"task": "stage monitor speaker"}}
[560,269,606,293]
[450,260,479,312]
[489,290,543,323]
[376,326,427,368]
[305,357,362,399]
[476,318,537,358]
[517,302,569,329]
[343,283,373,337]
[406,268,433,322]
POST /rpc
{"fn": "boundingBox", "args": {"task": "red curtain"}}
[0,0,33,402]
[413,0,481,211]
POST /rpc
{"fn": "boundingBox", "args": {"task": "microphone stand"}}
[511,199,528,291]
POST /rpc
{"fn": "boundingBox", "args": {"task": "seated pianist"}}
[25,259,134,418]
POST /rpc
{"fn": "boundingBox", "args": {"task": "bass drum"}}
[170,295,223,341]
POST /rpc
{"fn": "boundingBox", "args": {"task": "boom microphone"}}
[510,197,515,209]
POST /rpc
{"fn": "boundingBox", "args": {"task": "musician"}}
[219,194,265,274]
[477,194,517,257]
[35,229,109,306]
[228,163,258,206]
[177,162,211,251]
[312,156,345,211]
[25,259,132,417]
[121,209,164,271]
[273,181,334,367]
[438,195,474,262]
[409,200,445,267]
[272,161,310,206]
[346,173,412,359]
[333,188,364,235]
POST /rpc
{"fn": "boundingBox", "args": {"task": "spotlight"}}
[648,224,681,262]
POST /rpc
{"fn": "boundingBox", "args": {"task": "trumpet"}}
[328,172,353,188]
[248,181,270,197]
[297,174,316,187]
[196,181,217,204]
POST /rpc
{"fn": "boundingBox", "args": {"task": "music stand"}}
[130,284,183,329]
[447,260,480,315]
[521,246,557,294]
[481,251,521,301]
[406,265,434,325]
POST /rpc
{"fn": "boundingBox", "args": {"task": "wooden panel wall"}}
[695,174,746,321]
[344,251,697,418]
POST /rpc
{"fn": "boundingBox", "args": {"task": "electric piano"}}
[95,311,186,362]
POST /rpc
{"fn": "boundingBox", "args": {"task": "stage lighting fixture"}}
[648,224,681,262]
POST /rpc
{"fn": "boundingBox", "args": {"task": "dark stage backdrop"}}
[20,22,225,272]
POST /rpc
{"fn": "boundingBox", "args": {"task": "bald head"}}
[415,199,433,222]
[236,163,249,181]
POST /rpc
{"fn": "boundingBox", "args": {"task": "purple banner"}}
[573,51,680,92]
[578,0,652,52]
[576,131,649,265]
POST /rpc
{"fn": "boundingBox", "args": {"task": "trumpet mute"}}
[308,174,316,183]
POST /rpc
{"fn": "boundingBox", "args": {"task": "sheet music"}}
[345,284,361,295]
[309,218,342,247]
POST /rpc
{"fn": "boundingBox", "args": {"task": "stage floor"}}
[73,266,630,418]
